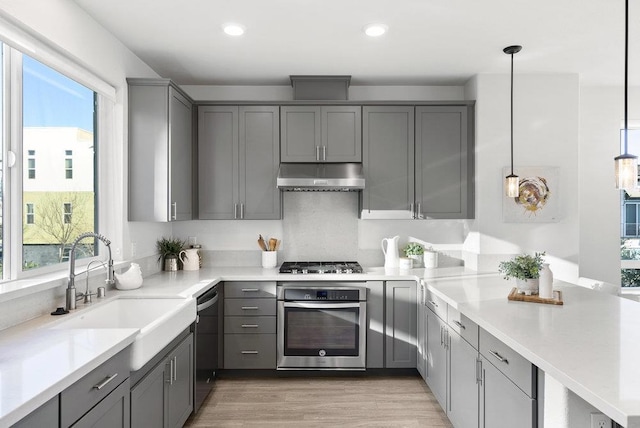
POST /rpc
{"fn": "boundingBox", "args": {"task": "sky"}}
[22,55,94,131]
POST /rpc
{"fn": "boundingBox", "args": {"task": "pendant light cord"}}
[510,51,515,175]
[624,0,629,155]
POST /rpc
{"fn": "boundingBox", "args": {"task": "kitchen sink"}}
[50,296,196,371]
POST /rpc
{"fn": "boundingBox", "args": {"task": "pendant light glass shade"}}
[505,174,520,198]
[615,153,638,189]
[504,45,522,197]
[615,0,638,189]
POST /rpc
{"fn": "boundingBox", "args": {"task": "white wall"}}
[464,73,581,282]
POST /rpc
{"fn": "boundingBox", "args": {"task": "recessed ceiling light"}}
[363,23,388,37]
[223,23,245,36]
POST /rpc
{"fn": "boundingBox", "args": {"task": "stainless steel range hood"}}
[277,163,365,191]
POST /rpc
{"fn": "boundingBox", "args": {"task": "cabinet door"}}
[480,356,535,428]
[384,281,417,368]
[131,359,166,428]
[425,309,447,410]
[280,106,321,162]
[239,106,281,219]
[448,329,479,428]
[416,282,427,381]
[415,105,472,219]
[166,334,194,428]
[13,395,58,428]
[361,106,415,218]
[322,106,361,162]
[169,87,193,221]
[73,378,130,428]
[198,106,239,219]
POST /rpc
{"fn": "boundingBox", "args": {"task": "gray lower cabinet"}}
[223,281,277,369]
[198,105,280,220]
[416,281,427,379]
[361,104,474,219]
[478,328,536,428]
[130,333,194,428]
[12,396,58,428]
[128,78,193,222]
[426,307,448,408]
[72,378,130,428]
[280,105,361,162]
[448,327,480,428]
[384,281,417,368]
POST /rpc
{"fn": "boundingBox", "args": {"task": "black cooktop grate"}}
[279,261,363,274]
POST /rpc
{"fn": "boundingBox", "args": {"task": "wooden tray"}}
[507,287,563,305]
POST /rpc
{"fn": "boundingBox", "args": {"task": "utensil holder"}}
[262,251,278,268]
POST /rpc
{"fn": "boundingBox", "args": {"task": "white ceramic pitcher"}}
[381,236,400,268]
[179,248,200,271]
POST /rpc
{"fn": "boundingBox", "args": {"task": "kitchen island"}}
[1,266,638,427]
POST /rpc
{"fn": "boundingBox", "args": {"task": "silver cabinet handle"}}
[233,203,238,219]
[440,325,444,346]
[322,146,327,161]
[316,146,321,161]
[240,203,244,219]
[453,320,466,330]
[409,203,415,219]
[489,350,509,364]
[241,350,259,354]
[241,324,259,328]
[476,358,482,385]
[429,300,438,308]
[166,358,174,385]
[241,306,259,310]
[416,202,423,219]
[172,356,177,381]
[93,373,118,390]
[241,288,260,292]
[171,202,177,220]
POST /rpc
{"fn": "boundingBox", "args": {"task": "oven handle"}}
[282,301,362,309]
[197,290,219,312]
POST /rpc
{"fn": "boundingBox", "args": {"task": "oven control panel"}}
[283,288,361,301]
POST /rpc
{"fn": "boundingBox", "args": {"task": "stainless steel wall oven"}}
[277,282,366,370]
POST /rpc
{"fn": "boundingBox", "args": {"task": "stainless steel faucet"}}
[65,232,115,311]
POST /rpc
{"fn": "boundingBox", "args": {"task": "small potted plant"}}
[403,242,424,268]
[156,237,186,271]
[498,252,545,295]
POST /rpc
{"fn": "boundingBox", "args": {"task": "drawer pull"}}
[241,306,259,310]
[429,300,438,307]
[93,373,118,390]
[241,324,259,328]
[489,350,509,364]
[241,350,259,354]
[241,288,260,292]
[453,320,466,330]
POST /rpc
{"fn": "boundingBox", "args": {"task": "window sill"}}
[0,260,129,304]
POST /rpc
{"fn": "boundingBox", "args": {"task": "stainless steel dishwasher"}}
[194,283,220,412]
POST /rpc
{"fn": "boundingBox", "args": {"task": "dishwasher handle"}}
[197,286,219,312]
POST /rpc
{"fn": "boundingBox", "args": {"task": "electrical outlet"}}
[131,242,137,257]
[590,412,611,428]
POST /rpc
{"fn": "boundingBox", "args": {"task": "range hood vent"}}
[290,75,351,100]
[277,163,365,192]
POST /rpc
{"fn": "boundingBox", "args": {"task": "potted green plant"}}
[156,237,186,271]
[403,242,424,267]
[498,252,545,295]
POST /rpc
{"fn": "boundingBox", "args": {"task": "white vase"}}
[516,278,539,296]
[424,251,438,269]
[408,254,423,268]
[539,263,554,299]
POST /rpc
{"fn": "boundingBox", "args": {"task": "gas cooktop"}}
[279,261,363,274]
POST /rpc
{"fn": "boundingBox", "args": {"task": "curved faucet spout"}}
[66,232,114,311]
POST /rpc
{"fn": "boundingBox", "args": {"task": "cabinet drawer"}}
[224,298,276,316]
[224,334,276,369]
[60,347,130,427]
[479,328,536,398]
[224,281,276,298]
[447,307,479,350]
[225,316,277,334]
[425,288,447,320]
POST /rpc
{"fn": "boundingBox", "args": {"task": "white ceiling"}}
[73,0,629,87]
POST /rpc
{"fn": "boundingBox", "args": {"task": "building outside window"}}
[65,150,73,179]
[63,202,72,224]
[26,203,34,225]
[620,129,640,287]
[27,150,35,179]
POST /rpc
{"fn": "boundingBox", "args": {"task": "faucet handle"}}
[97,287,106,298]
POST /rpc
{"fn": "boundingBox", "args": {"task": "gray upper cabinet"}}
[198,105,280,220]
[362,104,474,219]
[361,106,415,218]
[415,105,473,219]
[128,78,194,222]
[280,105,361,162]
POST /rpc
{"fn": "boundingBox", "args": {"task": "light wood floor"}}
[185,375,453,427]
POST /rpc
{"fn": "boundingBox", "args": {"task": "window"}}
[27,150,35,179]
[63,203,72,224]
[65,150,73,179]
[620,129,640,287]
[26,203,34,225]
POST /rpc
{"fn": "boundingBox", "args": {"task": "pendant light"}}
[615,0,638,189]
[504,45,522,198]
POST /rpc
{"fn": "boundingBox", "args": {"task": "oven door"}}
[277,301,366,370]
